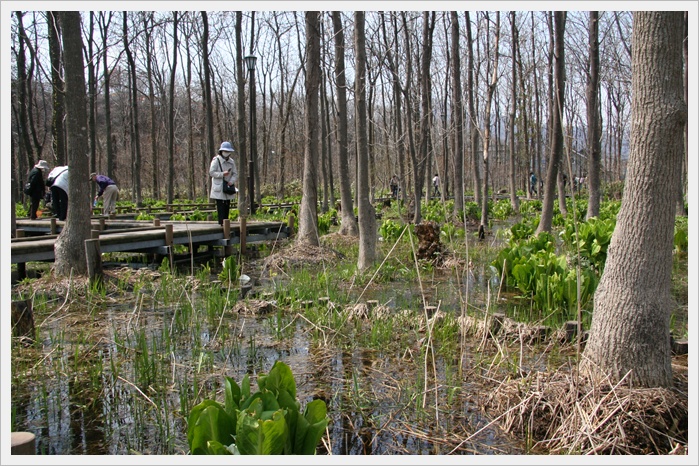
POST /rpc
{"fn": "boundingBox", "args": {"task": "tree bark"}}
[167,12,178,204]
[508,11,520,213]
[332,11,358,237]
[450,12,464,220]
[586,11,602,220]
[480,12,500,233]
[355,11,377,271]
[581,11,686,388]
[465,12,481,207]
[54,11,91,277]
[296,11,321,246]
[535,11,566,235]
[48,11,65,166]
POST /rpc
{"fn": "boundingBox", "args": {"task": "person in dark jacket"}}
[26,160,50,219]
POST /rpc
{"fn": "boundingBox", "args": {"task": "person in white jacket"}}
[209,141,238,225]
[47,165,69,220]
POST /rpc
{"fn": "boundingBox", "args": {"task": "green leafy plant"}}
[218,256,239,284]
[379,219,406,243]
[187,360,329,455]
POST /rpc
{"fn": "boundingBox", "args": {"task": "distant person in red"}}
[90,173,119,216]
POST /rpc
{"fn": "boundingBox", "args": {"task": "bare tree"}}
[123,12,142,205]
[507,11,520,213]
[48,11,65,165]
[450,12,465,219]
[465,12,481,207]
[53,11,92,277]
[165,12,178,203]
[98,12,116,180]
[479,12,500,235]
[201,11,215,198]
[535,11,566,235]
[585,11,602,219]
[581,12,686,388]
[296,11,321,246]
[332,11,358,237]
[355,11,377,271]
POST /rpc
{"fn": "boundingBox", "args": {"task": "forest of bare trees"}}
[8,11,687,221]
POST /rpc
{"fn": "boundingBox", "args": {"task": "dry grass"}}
[483,366,688,454]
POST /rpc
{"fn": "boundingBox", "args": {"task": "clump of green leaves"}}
[379,219,407,243]
[560,217,615,272]
[218,256,238,284]
[187,360,329,455]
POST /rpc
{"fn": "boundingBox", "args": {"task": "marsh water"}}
[11,221,687,457]
[10,249,537,456]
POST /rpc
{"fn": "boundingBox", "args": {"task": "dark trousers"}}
[216,199,231,225]
[51,186,68,221]
[29,196,41,219]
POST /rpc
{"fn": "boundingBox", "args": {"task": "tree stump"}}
[414,221,444,263]
[11,299,35,343]
[11,431,35,455]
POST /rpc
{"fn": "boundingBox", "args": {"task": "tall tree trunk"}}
[123,12,141,205]
[480,12,500,233]
[332,11,358,237]
[48,11,65,165]
[355,11,377,271]
[677,12,688,216]
[508,12,520,213]
[99,12,115,180]
[465,12,481,207]
[15,11,34,168]
[535,11,566,235]
[581,12,685,388]
[54,11,91,277]
[450,12,464,219]
[86,13,97,179]
[167,12,178,203]
[201,11,215,198]
[235,12,248,218]
[296,11,321,246]
[144,13,160,199]
[586,11,602,220]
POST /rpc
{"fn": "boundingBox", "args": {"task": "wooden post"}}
[50,218,57,235]
[16,229,26,280]
[287,213,295,236]
[85,238,103,288]
[11,431,35,455]
[223,219,233,257]
[165,224,174,245]
[91,230,100,239]
[99,217,106,230]
[153,218,160,227]
[239,217,247,256]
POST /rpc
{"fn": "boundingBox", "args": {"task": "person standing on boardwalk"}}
[389,175,399,199]
[209,141,238,225]
[47,165,69,221]
[90,173,119,216]
[25,160,50,219]
[432,174,441,197]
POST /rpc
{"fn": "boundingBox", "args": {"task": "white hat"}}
[35,160,50,171]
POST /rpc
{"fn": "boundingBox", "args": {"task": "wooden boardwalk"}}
[12,218,289,265]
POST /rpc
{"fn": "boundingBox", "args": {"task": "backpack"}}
[23,181,32,195]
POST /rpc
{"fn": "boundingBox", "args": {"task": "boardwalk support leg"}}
[85,238,103,289]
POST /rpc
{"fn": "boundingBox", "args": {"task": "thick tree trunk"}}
[296,11,321,246]
[581,12,686,388]
[54,11,91,277]
[536,12,566,235]
[508,12,520,214]
[332,11,359,236]
[355,11,377,271]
